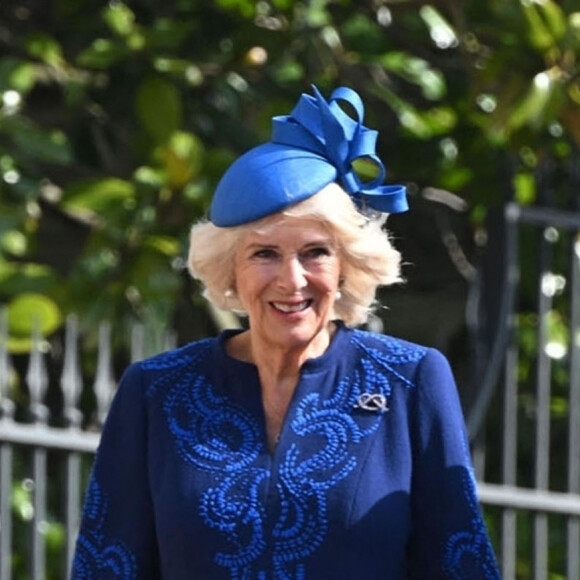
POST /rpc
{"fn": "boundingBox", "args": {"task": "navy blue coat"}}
[72,324,500,579]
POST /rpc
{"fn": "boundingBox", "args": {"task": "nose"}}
[278,256,307,292]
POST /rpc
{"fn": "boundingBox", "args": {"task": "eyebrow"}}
[244,243,277,251]
[244,239,334,251]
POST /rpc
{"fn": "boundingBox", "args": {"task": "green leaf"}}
[570,12,580,46]
[380,52,446,100]
[302,0,331,27]
[419,5,457,49]
[550,396,568,418]
[76,38,128,69]
[0,230,27,256]
[272,59,305,84]
[12,482,34,521]
[126,30,146,51]
[0,58,36,93]
[1,116,73,165]
[45,522,65,551]
[7,293,62,338]
[522,0,566,50]
[272,0,293,9]
[539,1,567,40]
[154,131,204,188]
[214,0,256,18]
[401,106,457,139]
[507,71,565,132]
[440,167,473,191]
[9,63,37,93]
[63,178,136,214]
[24,33,64,67]
[136,77,183,143]
[0,261,56,296]
[103,2,136,37]
[134,165,164,188]
[373,85,456,139]
[513,172,536,204]
[342,13,384,54]
[144,235,181,257]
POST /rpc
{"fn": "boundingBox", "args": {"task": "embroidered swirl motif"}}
[71,480,138,579]
[443,470,500,579]
[201,468,270,569]
[160,331,426,579]
[142,339,213,396]
[164,375,263,471]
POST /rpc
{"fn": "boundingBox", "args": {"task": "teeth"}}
[273,301,309,313]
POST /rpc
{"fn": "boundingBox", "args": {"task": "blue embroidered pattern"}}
[164,375,264,471]
[71,479,138,579]
[142,338,213,395]
[155,330,427,579]
[443,470,500,579]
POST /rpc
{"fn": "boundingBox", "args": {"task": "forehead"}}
[242,217,333,246]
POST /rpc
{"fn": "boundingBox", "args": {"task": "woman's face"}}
[234,216,341,354]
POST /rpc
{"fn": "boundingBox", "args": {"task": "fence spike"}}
[130,323,145,363]
[94,321,115,426]
[61,315,83,428]
[164,329,177,353]
[0,309,15,421]
[26,322,49,425]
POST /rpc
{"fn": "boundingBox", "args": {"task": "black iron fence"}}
[0,317,176,580]
[469,201,580,580]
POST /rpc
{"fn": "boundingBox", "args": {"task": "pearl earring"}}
[224,289,235,298]
[335,277,345,301]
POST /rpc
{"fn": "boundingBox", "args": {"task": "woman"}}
[71,86,500,579]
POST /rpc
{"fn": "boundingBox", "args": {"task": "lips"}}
[271,300,312,313]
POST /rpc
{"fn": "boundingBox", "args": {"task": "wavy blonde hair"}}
[188,182,402,327]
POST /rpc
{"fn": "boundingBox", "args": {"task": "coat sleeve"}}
[70,363,161,579]
[407,348,501,580]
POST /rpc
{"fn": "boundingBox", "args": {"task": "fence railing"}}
[0,315,176,580]
[468,201,580,580]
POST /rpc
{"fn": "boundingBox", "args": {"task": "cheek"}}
[235,264,273,300]
[316,266,341,295]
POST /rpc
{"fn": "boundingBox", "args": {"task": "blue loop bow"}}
[271,86,408,214]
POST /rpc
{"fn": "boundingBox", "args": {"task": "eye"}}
[303,246,332,259]
[252,248,278,260]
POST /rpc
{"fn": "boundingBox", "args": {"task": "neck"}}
[233,322,335,380]
[225,323,336,452]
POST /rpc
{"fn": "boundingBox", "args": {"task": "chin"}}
[273,321,329,348]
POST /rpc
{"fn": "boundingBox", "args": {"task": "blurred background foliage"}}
[1,0,579,351]
[1,1,580,578]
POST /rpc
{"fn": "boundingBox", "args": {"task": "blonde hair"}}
[188,182,402,327]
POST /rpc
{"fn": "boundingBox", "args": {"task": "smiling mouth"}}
[271,300,312,313]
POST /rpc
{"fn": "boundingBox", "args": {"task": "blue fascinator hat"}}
[210,85,408,227]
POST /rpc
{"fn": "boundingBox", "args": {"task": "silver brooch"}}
[354,393,389,412]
